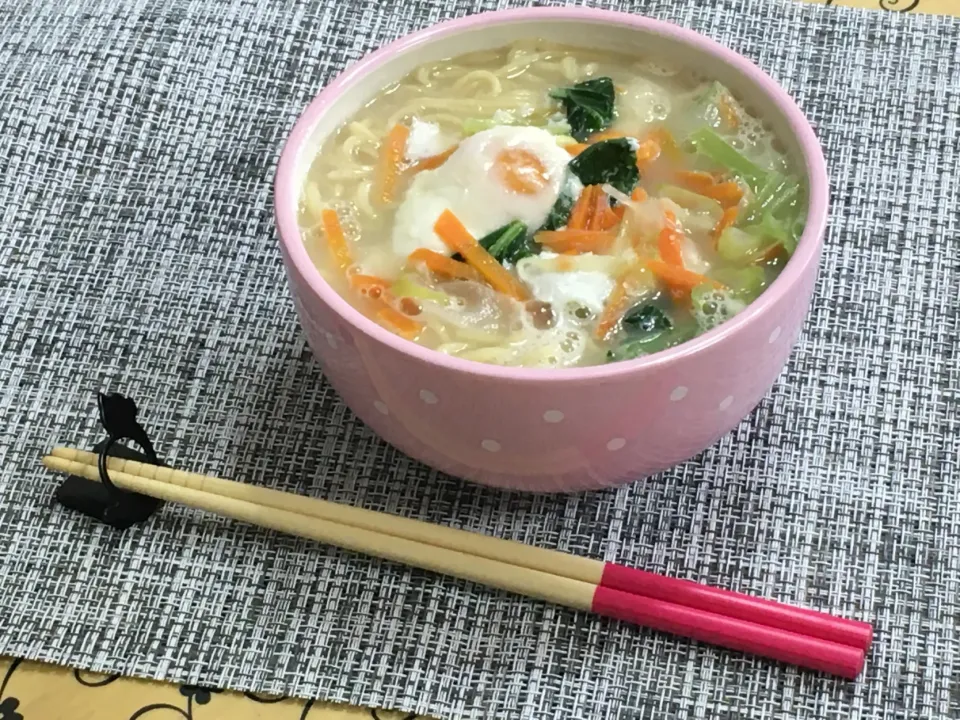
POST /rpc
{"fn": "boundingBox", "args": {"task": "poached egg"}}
[391,125,571,257]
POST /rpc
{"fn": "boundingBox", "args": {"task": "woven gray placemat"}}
[1,0,958,717]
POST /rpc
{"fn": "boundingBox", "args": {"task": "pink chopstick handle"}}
[591,585,865,679]
[601,563,873,651]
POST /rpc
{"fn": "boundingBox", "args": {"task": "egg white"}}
[391,125,571,257]
[517,252,624,314]
[405,118,455,160]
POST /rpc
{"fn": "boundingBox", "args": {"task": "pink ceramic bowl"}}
[274,8,827,493]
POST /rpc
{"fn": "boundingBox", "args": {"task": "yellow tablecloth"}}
[0,0,948,717]
[814,0,948,10]
[0,657,416,719]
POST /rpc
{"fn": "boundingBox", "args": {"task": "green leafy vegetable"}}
[621,304,673,334]
[717,226,769,263]
[741,173,800,223]
[686,121,806,251]
[742,212,798,255]
[478,220,538,264]
[738,172,803,255]
[607,302,691,362]
[479,221,524,258]
[462,117,501,135]
[391,275,451,305]
[539,175,581,231]
[541,139,641,231]
[710,266,767,302]
[606,320,698,362]
[549,77,616,141]
[568,138,640,195]
[687,128,768,192]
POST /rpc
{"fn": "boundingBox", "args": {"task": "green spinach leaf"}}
[568,138,640,196]
[549,77,616,141]
[478,220,537,264]
[606,319,698,362]
[539,175,580,231]
[621,304,673,334]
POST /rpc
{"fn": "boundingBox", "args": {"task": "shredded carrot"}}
[349,273,390,299]
[635,139,661,167]
[718,94,740,129]
[675,172,743,208]
[589,129,626,143]
[588,189,612,231]
[700,181,744,207]
[407,248,483,283]
[594,264,650,340]
[322,206,421,337]
[376,302,421,337]
[657,211,685,266]
[567,185,600,230]
[647,127,681,162]
[565,142,589,156]
[398,296,422,316]
[646,259,716,292]
[321,209,352,270]
[374,124,410,204]
[676,170,717,194]
[535,229,616,254]
[596,207,621,230]
[596,283,629,340]
[712,206,739,245]
[408,145,457,174]
[433,210,529,300]
[616,185,649,217]
[568,185,622,231]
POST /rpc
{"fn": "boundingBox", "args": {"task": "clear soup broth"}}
[299,41,806,368]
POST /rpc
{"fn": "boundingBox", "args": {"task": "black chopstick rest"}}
[54,392,164,530]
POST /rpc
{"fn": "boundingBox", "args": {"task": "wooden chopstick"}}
[49,446,601,580]
[42,450,868,678]
[43,453,595,610]
[49,446,872,652]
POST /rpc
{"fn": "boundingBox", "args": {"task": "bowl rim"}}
[274,6,828,384]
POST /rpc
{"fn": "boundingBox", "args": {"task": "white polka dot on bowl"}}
[606,437,626,451]
[325,333,339,349]
[768,326,781,344]
[542,410,565,424]
[718,395,734,411]
[419,389,438,405]
[373,400,389,415]
[670,386,688,402]
[481,439,501,453]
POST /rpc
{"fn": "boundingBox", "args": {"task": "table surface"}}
[0,0,950,718]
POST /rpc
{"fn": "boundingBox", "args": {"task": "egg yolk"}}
[494,148,549,195]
